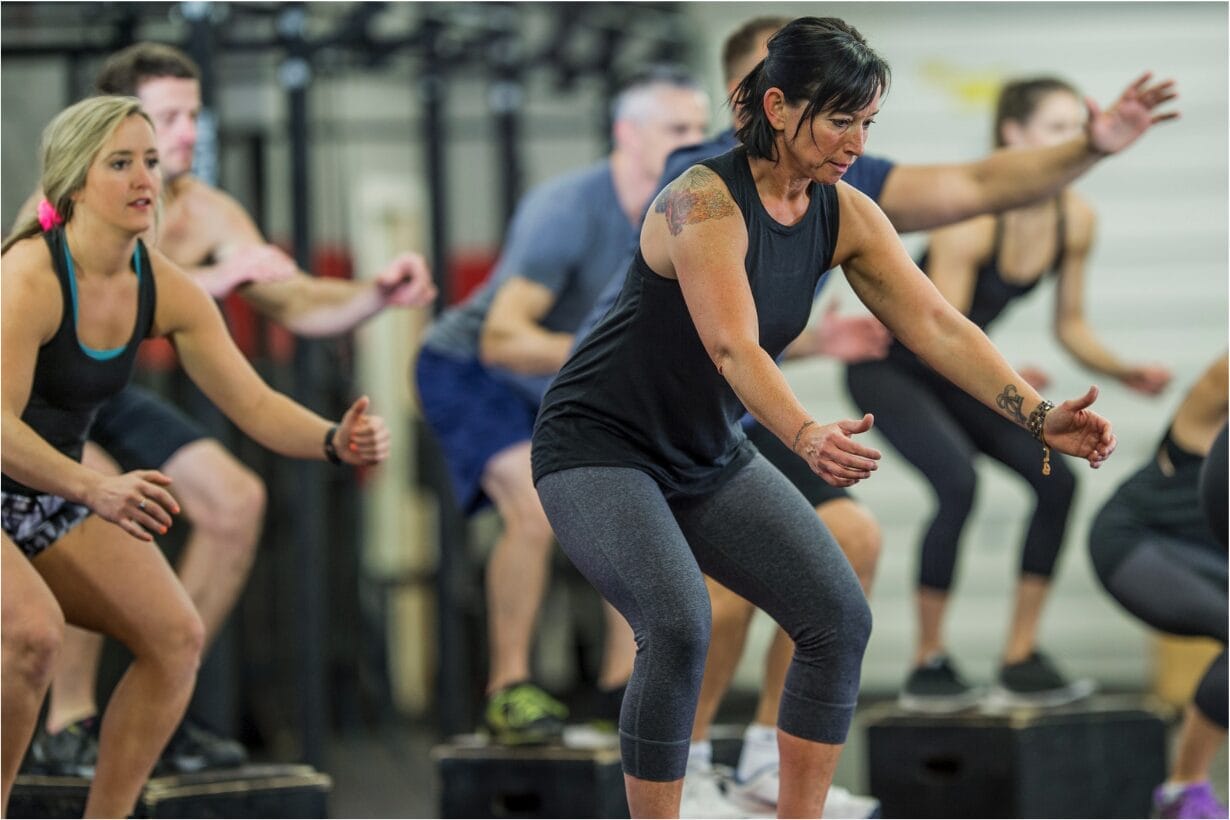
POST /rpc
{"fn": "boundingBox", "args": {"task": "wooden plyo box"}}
[10,764,332,819]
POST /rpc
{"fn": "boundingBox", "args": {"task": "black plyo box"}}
[865,696,1167,818]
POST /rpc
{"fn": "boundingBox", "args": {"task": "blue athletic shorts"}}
[415,347,540,515]
[90,384,207,471]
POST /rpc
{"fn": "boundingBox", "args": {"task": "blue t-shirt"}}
[422,160,638,401]
[575,129,897,355]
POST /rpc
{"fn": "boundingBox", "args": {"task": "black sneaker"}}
[985,650,1097,709]
[483,682,568,745]
[898,654,982,713]
[155,718,248,775]
[591,683,625,729]
[24,716,100,778]
[562,684,624,750]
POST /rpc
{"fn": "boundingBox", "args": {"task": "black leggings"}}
[1090,489,1227,727]
[536,455,871,781]
[1200,423,1228,547]
[846,358,1076,591]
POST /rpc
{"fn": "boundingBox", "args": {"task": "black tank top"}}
[888,198,1066,368]
[2,227,156,496]
[532,146,840,498]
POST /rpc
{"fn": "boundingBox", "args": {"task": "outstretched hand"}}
[809,301,892,364]
[1042,386,1117,469]
[335,395,391,466]
[796,413,882,487]
[1086,72,1179,156]
[376,252,437,308]
[1121,363,1172,396]
[1017,364,1051,391]
[86,469,179,542]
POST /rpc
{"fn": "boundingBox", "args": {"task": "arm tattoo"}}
[654,168,735,236]
[996,384,1027,424]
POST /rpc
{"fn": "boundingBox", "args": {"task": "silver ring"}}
[138,499,147,512]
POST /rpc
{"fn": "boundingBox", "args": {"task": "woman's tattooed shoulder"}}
[654,166,735,236]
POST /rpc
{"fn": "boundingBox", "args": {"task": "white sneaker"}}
[823,786,881,819]
[728,768,878,819]
[681,765,755,819]
[561,722,618,750]
[729,764,779,810]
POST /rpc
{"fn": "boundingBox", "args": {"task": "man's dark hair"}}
[95,42,200,96]
[721,16,790,84]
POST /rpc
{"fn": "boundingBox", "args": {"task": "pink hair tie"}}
[37,198,64,231]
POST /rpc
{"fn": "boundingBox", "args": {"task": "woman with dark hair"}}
[846,75,1171,715]
[1088,354,1226,820]
[532,19,1118,818]
[1,96,389,817]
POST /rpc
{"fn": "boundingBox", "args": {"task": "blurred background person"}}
[1089,353,1227,820]
[845,74,1172,714]
[414,66,709,744]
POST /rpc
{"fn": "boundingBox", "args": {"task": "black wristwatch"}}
[323,425,342,465]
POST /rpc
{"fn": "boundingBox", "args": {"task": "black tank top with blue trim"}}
[2,227,157,496]
[532,146,840,498]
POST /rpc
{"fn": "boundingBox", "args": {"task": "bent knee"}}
[4,613,65,686]
[145,609,206,676]
[647,608,711,669]
[212,465,267,527]
[189,464,267,543]
[795,589,872,660]
[496,495,556,550]
[937,469,978,512]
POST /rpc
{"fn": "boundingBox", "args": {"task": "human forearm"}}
[1057,320,1132,380]
[192,263,248,298]
[1,417,104,503]
[225,389,335,461]
[880,139,1100,234]
[967,137,1101,216]
[713,340,814,450]
[478,324,574,375]
[901,306,1048,428]
[243,276,383,337]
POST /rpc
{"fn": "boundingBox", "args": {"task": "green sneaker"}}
[484,682,568,745]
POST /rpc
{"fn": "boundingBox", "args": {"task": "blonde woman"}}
[0,96,388,817]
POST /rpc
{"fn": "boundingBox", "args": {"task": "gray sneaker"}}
[898,654,982,714]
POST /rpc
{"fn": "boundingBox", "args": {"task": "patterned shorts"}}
[1,492,90,558]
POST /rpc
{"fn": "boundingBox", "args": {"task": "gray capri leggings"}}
[536,454,872,781]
